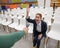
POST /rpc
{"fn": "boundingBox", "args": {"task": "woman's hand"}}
[26,5,30,19]
[23,27,29,33]
[26,5,30,13]
[38,34,42,39]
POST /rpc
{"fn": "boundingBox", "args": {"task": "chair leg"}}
[0,24,1,31]
[23,34,26,39]
[6,26,9,33]
[43,37,50,48]
[14,29,18,32]
[57,41,59,48]
[32,33,33,41]
[8,27,11,33]
[3,25,5,31]
[24,33,27,39]
[43,38,46,48]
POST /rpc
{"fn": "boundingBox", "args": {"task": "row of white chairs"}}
[1,7,59,33]
[0,12,34,34]
[4,7,53,18]
[0,13,25,31]
[46,9,60,48]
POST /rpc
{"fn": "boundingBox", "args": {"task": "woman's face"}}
[35,15,41,23]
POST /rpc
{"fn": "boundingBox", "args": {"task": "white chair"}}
[46,23,60,40]
[54,13,60,24]
[0,14,7,31]
[17,15,22,19]
[0,14,3,30]
[29,7,37,19]
[9,12,17,19]
[17,8,26,19]
[0,14,7,24]
[55,7,60,14]
[21,8,26,18]
[16,9,23,17]
[0,14,3,23]
[28,23,33,34]
[45,7,53,17]
[44,14,51,26]
[15,18,26,30]
[9,8,18,17]
[1,16,12,32]
[8,17,18,28]
[47,16,60,48]
[2,16,12,26]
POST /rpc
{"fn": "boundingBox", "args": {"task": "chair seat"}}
[8,23,18,28]
[47,31,60,40]
[2,21,12,26]
[0,21,2,24]
[15,25,26,30]
[10,16,17,19]
[28,26,33,33]
[0,20,6,24]
[47,22,51,26]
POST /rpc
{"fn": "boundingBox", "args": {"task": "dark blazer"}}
[26,18,47,36]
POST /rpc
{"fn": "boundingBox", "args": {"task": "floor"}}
[0,25,60,48]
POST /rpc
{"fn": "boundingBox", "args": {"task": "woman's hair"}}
[36,13,42,18]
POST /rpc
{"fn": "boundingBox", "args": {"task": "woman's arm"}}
[26,5,34,23]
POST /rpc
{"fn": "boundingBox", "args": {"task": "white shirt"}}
[37,21,41,32]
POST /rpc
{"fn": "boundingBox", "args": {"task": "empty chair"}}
[46,22,60,48]
[2,16,12,26]
[0,13,8,31]
[46,23,60,40]
[28,23,33,33]
[15,18,26,31]
[54,13,60,24]
[21,8,26,18]
[17,8,26,19]
[11,8,18,16]
[55,7,60,14]
[1,16,12,32]
[29,7,37,19]
[0,14,3,24]
[44,7,53,17]
[0,14,7,24]
[7,9,11,15]
[7,8,11,12]
[8,17,18,28]
[0,14,3,30]
[45,7,53,12]
[44,14,51,26]
[16,9,24,17]
[38,7,47,17]
[1,11,10,25]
